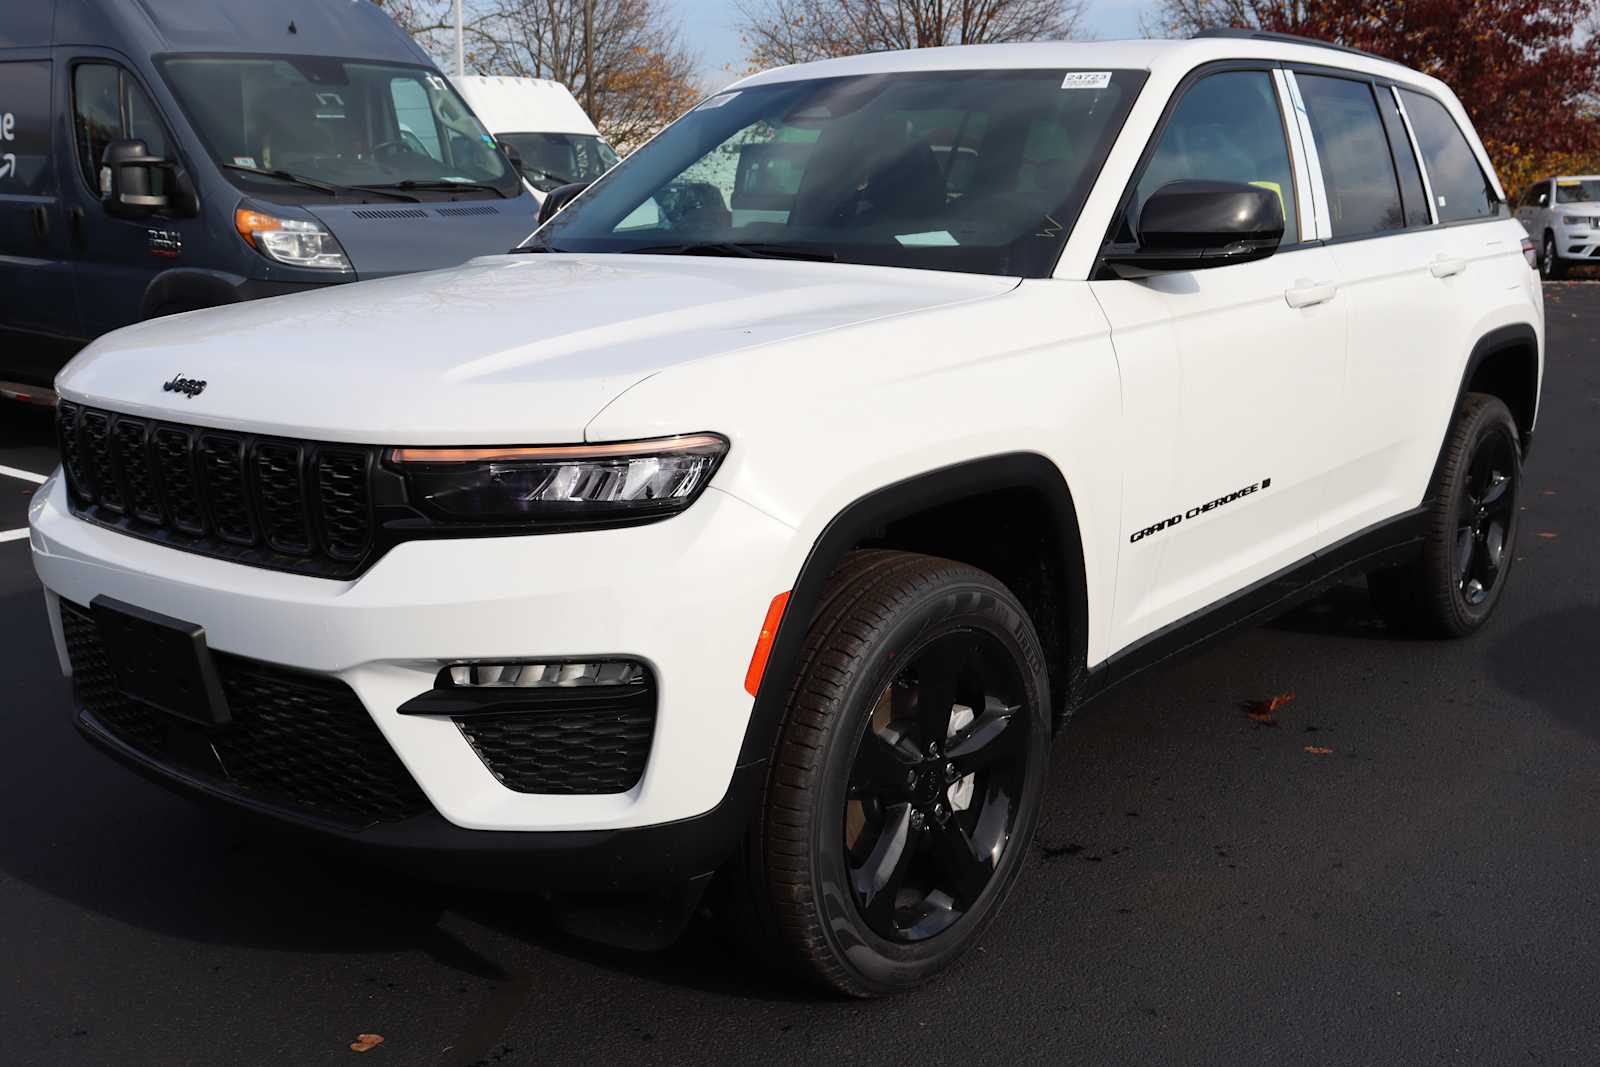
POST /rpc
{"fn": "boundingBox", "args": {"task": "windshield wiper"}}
[625,242,838,263]
[221,164,418,202]
[352,179,508,199]
[507,238,556,254]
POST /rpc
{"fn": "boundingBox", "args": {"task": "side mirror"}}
[1537,193,1549,207]
[537,180,591,226]
[1104,179,1285,276]
[100,139,171,218]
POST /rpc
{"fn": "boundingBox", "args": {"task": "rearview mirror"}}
[100,139,172,219]
[1104,180,1285,277]
[537,180,591,226]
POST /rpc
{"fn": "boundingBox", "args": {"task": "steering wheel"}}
[372,139,423,166]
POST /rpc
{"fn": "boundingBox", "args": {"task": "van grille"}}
[57,402,378,578]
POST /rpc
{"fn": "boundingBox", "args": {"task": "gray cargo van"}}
[0,0,538,393]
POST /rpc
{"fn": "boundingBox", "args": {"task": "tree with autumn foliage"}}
[736,0,1087,69]
[374,0,701,151]
[1147,0,1600,196]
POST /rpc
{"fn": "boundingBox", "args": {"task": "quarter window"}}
[1399,89,1497,223]
[1133,70,1298,242]
[73,63,172,193]
[1296,74,1405,238]
[1376,89,1431,227]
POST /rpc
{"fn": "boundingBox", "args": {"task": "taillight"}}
[1521,237,1538,270]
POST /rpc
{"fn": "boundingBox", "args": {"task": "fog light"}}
[446,660,646,688]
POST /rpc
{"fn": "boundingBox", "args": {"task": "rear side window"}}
[1296,74,1404,238]
[1133,70,1298,242]
[1399,89,1497,223]
[73,64,173,193]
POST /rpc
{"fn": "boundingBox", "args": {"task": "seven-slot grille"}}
[56,402,376,577]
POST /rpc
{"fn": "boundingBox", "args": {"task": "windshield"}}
[1555,179,1600,204]
[499,132,620,191]
[161,55,521,200]
[537,69,1144,277]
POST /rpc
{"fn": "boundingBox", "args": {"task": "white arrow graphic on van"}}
[0,155,14,179]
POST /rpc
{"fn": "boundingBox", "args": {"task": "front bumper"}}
[29,472,797,850]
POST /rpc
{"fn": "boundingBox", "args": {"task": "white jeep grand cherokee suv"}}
[1515,174,1600,279]
[29,30,1542,995]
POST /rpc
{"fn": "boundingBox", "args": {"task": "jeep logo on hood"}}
[163,373,206,398]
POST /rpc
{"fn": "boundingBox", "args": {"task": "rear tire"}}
[740,550,1050,996]
[1368,393,1522,637]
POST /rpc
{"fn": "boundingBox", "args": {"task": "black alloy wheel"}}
[1453,425,1516,607]
[1368,393,1522,637]
[844,629,1029,943]
[735,550,1050,996]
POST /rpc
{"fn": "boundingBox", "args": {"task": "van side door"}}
[61,57,201,338]
[0,52,82,383]
[1091,66,1347,651]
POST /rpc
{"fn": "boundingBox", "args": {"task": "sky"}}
[668,0,1161,87]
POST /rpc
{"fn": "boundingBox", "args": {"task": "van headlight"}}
[387,434,728,525]
[234,207,352,271]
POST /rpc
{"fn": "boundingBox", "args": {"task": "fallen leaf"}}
[1304,745,1334,755]
[350,1034,384,1054]
[1243,692,1295,724]
[1537,532,1558,540]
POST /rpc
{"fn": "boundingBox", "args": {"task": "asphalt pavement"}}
[2,285,1598,1066]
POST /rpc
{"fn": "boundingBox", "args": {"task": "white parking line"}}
[0,464,46,485]
[0,529,28,543]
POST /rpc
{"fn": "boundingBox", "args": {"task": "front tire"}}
[1368,393,1522,637]
[746,550,1050,996]
[1542,232,1568,279]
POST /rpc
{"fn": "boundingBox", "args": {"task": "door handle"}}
[30,205,47,242]
[69,206,86,250]
[1284,279,1337,308]
[1429,256,1467,278]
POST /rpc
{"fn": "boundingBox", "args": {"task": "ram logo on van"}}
[162,374,207,398]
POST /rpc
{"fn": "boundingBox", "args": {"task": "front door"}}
[63,58,201,339]
[0,54,82,383]
[1091,67,1347,650]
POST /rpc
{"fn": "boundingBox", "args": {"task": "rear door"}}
[63,57,202,337]
[1286,69,1461,541]
[1092,66,1347,649]
[0,53,82,381]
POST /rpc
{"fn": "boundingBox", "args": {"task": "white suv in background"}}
[30,30,1541,996]
[1516,174,1600,279]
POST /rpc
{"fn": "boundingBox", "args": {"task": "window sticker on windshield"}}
[1061,72,1112,90]
[1559,180,1581,187]
[232,156,257,168]
[696,92,741,110]
[895,231,959,247]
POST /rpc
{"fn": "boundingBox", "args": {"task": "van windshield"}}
[498,132,620,191]
[161,55,521,200]
[536,69,1144,277]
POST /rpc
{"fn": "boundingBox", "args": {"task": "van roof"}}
[451,75,601,138]
[43,0,430,65]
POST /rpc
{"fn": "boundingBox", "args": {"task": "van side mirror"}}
[1104,180,1285,277]
[537,181,591,226]
[100,139,171,218]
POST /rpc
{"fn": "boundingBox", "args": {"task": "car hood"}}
[56,254,1018,444]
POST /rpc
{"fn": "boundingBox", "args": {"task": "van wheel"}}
[1542,232,1567,279]
[742,550,1050,996]
[1368,394,1522,637]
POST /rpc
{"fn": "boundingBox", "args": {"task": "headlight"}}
[388,433,727,525]
[1562,214,1591,226]
[234,207,352,271]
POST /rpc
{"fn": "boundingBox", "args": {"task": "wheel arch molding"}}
[736,452,1091,776]
[1436,322,1541,475]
